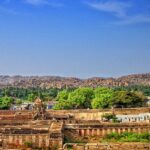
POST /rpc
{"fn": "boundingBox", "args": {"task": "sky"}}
[0,0,150,78]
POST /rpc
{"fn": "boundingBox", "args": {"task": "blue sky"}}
[0,0,150,78]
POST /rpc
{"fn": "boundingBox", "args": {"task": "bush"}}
[24,141,33,148]
[104,132,150,143]
[102,113,119,122]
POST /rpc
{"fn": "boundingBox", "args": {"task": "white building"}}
[10,102,34,110]
[144,97,150,107]
[116,113,150,123]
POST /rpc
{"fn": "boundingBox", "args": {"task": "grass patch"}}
[103,132,150,143]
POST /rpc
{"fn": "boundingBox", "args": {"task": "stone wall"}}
[63,143,150,150]
[0,107,149,121]
[65,123,150,137]
[0,121,64,149]
[0,108,149,149]
[0,110,33,121]
[47,107,150,120]
[1,133,63,149]
[2,134,50,148]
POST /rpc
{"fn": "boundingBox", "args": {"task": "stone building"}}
[116,113,150,123]
[0,100,149,149]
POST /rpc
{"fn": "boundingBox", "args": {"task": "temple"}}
[0,98,150,149]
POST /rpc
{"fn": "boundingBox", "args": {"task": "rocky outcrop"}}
[0,73,150,89]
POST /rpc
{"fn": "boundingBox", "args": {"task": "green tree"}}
[0,97,14,109]
[92,87,114,109]
[110,91,144,108]
[56,90,69,101]
[54,90,71,109]
[55,88,94,109]
[68,88,94,109]
[27,93,36,102]
[53,100,72,110]
[49,88,58,98]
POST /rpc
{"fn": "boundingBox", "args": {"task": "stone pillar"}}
[32,135,36,147]
[38,136,42,148]
[22,136,25,146]
[14,135,17,146]
[39,135,43,148]
[97,129,100,136]
[107,128,111,134]
[84,129,87,136]
[92,129,95,136]
[35,135,39,148]
[42,136,46,148]
[125,128,128,133]
[81,129,85,136]
[25,135,29,143]
[95,129,97,136]
[138,128,141,134]
[115,128,118,134]
[122,128,126,133]
[87,129,90,136]
[128,128,131,132]
[13,136,16,145]
[112,128,116,133]
[102,128,106,136]
[99,129,103,136]
[76,129,80,135]
[46,135,49,147]
[19,135,23,146]
[9,135,13,144]
[118,128,120,134]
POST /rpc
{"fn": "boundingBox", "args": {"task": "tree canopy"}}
[92,87,114,109]
[54,88,94,109]
[110,91,144,108]
[0,85,148,110]
[54,87,145,110]
[0,97,14,109]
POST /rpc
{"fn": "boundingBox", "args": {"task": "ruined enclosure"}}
[63,143,150,150]
[0,106,150,149]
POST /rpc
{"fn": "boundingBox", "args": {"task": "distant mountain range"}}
[0,73,150,89]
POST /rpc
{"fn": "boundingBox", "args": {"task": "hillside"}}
[0,73,150,89]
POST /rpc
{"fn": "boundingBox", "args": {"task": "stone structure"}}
[63,143,150,150]
[0,104,150,149]
[116,113,150,123]
[64,122,150,137]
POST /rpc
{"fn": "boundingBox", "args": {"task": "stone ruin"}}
[0,98,149,149]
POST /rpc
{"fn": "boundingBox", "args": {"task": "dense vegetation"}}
[0,85,149,110]
[114,85,150,96]
[104,132,150,143]
[0,97,14,109]
[0,87,60,109]
[0,87,59,100]
[54,87,145,109]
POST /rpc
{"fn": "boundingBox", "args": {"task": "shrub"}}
[24,141,33,148]
[104,132,150,143]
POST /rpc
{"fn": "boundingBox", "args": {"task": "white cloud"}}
[86,1,130,18]
[24,0,49,5]
[86,0,150,25]
[0,0,63,15]
[24,0,63,7]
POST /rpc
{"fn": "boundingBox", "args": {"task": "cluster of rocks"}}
[0,73,150,89]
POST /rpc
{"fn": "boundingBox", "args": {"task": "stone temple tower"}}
[33,97,46,120]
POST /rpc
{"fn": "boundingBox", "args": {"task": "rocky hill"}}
[0,73,150,89]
